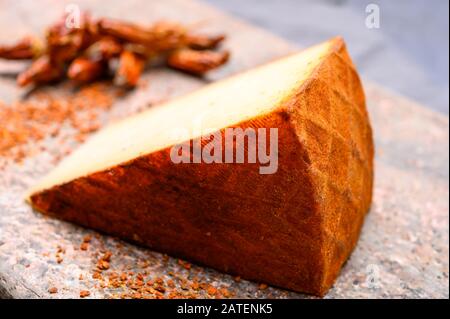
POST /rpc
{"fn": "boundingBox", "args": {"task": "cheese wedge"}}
[27,37,374,296]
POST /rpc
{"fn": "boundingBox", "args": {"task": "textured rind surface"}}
[286,39,374,293]
[29,38,373,296]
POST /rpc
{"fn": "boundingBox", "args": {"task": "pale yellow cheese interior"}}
[26,39,334,197]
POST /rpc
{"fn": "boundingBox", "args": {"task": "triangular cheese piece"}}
[27,37,374,296]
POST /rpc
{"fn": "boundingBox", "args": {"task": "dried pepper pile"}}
[0,12,229,87]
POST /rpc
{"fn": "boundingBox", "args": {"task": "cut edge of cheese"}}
[25,37,342,200]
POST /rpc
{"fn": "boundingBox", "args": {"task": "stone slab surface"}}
[0,0,448,298]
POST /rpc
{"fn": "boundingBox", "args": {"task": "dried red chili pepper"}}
[46,12,98,64]
[1,12,230,88]
[185,34,226,50]
[115,50,145,87]
[0,36,43,60]
[67,57,106,84]
[17,55,64,87]
[167,49,230,75]
[98,19,186,52]
[86,36,123,60]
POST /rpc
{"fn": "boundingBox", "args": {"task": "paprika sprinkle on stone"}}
[0,83,116,165]
[48,287,58,294]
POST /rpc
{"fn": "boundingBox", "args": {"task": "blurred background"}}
[205,0,449,115]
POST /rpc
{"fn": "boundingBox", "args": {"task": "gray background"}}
[205,0,449,115]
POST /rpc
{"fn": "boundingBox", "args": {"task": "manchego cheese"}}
[27,37,374,296]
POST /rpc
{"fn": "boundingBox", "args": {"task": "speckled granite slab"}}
[0,0,448,299]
